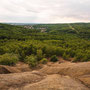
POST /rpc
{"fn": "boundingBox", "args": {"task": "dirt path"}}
[0,61,90,90]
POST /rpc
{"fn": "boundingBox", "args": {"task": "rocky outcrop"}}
[0,62,90,90]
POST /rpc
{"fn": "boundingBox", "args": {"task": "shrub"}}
[25,55,37,67]
[73,53,84,62]
[65,49,75,57]
[73,53,90,62]
[42,46,56,57]
[50,55,58,62]
[0,53,19,66]
[63,53,70,60]
[37,49,43,61]
[82,53,90,62]
[0,47,5,55]
[40,58,48,64]
[55,47,64,56]
[82,56,89,62]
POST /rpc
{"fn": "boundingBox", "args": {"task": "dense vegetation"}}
[0,23,90,66]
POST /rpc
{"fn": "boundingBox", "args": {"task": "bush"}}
[81,53,90,62]
[0,53,19,66]
[65,49,75,57]
[63,53,70,60]
[0,47,5,55]
[50,55,58,62]
[40,58,48,64]
[42,45,56,57]
[73,52,84,62]
[82,56,89,62]
[37,49,43,61]
[25,55,37,67]
[73,53,90,62]
[55,47,64,56]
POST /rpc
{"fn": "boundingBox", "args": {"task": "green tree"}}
[25,55,37,67]
[37,49,43,60]
[51,55,58,62]
[40,58,48,64]
[0,53,19,66]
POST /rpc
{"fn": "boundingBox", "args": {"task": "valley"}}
[0,23,90,90]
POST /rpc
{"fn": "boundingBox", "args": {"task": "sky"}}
[0,0,90,23]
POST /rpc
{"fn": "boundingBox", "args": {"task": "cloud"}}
[0,0,90,23]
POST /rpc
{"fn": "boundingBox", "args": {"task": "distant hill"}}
[3,23,38,25]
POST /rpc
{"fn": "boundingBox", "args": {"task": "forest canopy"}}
[0,23,90,66]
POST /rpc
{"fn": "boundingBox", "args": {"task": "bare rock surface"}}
[0,61,90,90]
[21,74,89,90]
[0,65,21,74]
[78,75,90,88]
[0,71,45,90]
[40,62,90,77]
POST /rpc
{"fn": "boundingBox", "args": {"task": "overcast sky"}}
[0,0,90,23]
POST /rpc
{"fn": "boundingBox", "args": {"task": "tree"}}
[37,49,43,60]
[51,55,58,62]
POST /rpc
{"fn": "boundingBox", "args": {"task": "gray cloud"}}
[0,0,90,23]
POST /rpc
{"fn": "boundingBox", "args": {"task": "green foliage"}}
[82,56,89,62]
[73,52,90,62]
[65,49,75,57]
[0,23,90,65]
[25,55,37,67]
[0,47,5,55]
[63,53,70,60]
[55,47,64,56]
[40,58,48,64]
[50,55,58,62]
[37,49,43,60]
[0,53,19,66]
